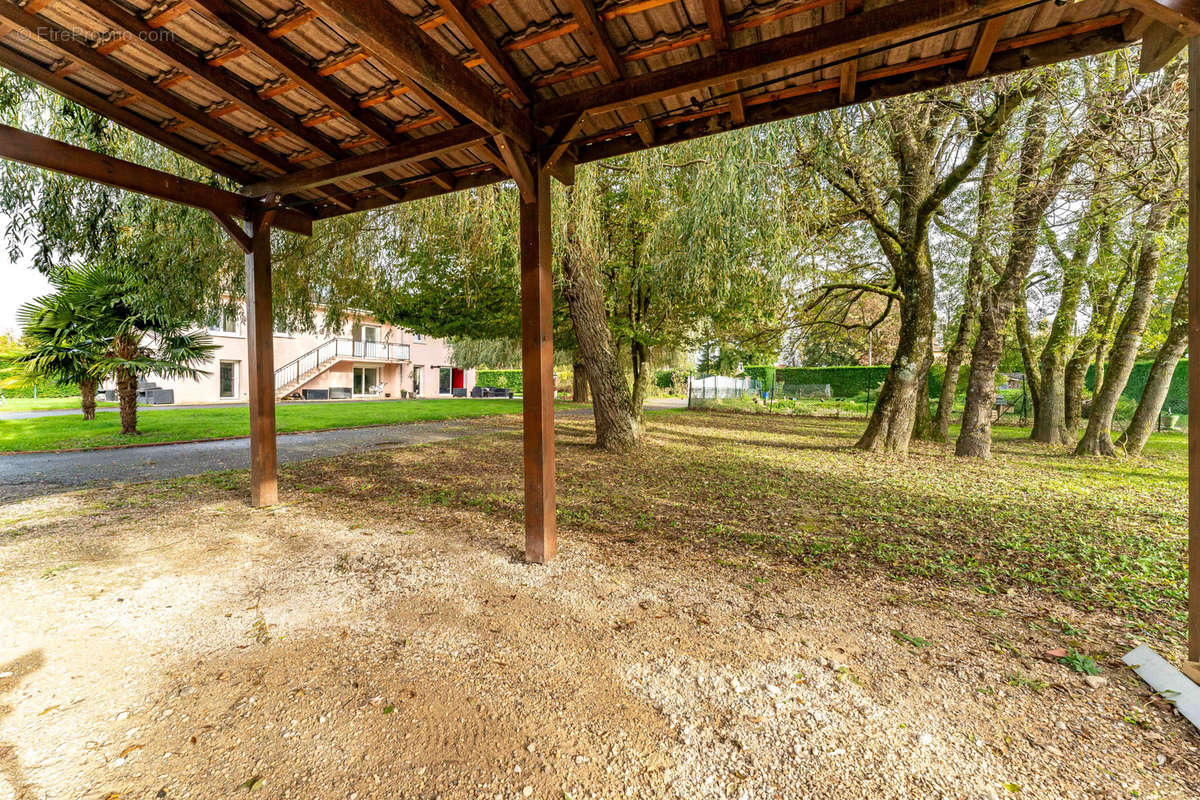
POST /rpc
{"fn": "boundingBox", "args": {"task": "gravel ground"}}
[0,414,1197,800]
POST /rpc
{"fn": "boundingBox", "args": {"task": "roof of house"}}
[0,0,1175,223]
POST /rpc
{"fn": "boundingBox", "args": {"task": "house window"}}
[413,332,424,342]
[209,309,238,334]
[438,367,452,395]
[412,365,422,395]
[219,361,238,399]
[353,366,380,395]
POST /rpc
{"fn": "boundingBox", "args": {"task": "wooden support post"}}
[519,163,556,563]
[1186,38,1200,685]
[245,209,279,507]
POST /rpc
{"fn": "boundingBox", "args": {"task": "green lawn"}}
[0,396,118,413]
[0,398,544,452]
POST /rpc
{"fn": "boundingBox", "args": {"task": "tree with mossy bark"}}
[793,84,1028,454]
[956,55,1179,459]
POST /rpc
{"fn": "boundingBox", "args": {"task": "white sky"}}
[0,226,49,337]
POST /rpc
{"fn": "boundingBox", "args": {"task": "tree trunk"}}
[631,339,649,426]
[931,141,998,442]
[1076,199,1172,456]
[1014,290,1041,425]
[571,361,590,404]
[955,285,1014,458]
[1115,270,1188,456]
[1030,268,1084,445]
[79,378,97,421]
[561,207,638,452]
[931,250,984,442]
[117,368,138,435]
[856,265,933,454]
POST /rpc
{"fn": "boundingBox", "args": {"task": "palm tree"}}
[16,273,107,419]
[20,265,216,433]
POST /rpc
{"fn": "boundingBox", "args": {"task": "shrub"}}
[748,365,942,399]
[475,369,524,391]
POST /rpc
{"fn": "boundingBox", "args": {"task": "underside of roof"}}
[0,0,1176,223]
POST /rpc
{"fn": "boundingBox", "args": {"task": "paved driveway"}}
[0,398,687,503]
[0,417,510,503]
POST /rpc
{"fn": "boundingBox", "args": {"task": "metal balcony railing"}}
[274,337,411,392]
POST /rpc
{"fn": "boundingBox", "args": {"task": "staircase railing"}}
[274,337,412,392]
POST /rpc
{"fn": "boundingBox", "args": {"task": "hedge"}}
[1085,358,1188,414]
[475,369,524,391]
[746,365,944,399]
[654,369,689,389]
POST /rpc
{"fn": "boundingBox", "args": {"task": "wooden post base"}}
[1182,661,1200,685]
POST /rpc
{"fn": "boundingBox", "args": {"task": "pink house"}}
[145,309,474,405]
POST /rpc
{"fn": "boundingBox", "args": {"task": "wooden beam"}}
[1188,36,1200,681]
[564,0,655,145]
[1141,19,1189,71]
[1123,10,1154,41]
[572,25,1130,164]
[305,0,536,150]
[210,209,253,252]
[244,125,488,196]
[84,0,348,162]
[519,164,556,563]
[245,209,279,507]
[967,15,1007,77]
[838,0,863,104]
[0,122,312,235]
[0,1,297,175]
[435,0,532,105]
[0,40,255,184]
[495,133,535,202]
[703,0,745,129]
[1123,0,1200,37]
[535,0,975,123]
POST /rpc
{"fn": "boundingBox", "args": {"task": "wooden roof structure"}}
[0,0,1185,218]
[0,0,1199,681]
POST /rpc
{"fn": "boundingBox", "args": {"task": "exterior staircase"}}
[274,337,410,400]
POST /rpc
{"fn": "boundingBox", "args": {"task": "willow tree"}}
[792,84,1028,454]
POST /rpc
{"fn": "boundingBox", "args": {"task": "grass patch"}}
[0,396,118,413]
[0,398,555,452]
[285,411,1184,640]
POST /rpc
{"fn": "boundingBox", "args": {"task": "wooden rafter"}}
[245,125,489,196]
[305,0,536,150]
[535,0,978,125]
[966,15,1007,77]
[184,0,458,193]
[565,0,655,145]
[0,1,298,175]
[435,0,532,105]
[838,0,862,104]
[572,22,1130,164]
[0,122,311,235]
[701,0,745,124]
[0,39,255,183]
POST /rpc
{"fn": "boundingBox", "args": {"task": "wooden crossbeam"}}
[966,15,1006,77]
[1140,19,1188,71]
[573,23,1129,163]
[0,41,255,183]
[0,1,296,175]
[244,125,489,196]
[435,0,532,105]
[305,0,536,150]
[0,122,311,235]
[702,0,745,125]
[565,0,655,145]
[535,0,975,124]
[84,0,348,163]
[1122,0,1200,37]
[838,0,863,104]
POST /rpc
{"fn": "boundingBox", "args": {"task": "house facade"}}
[149,310,474,405]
